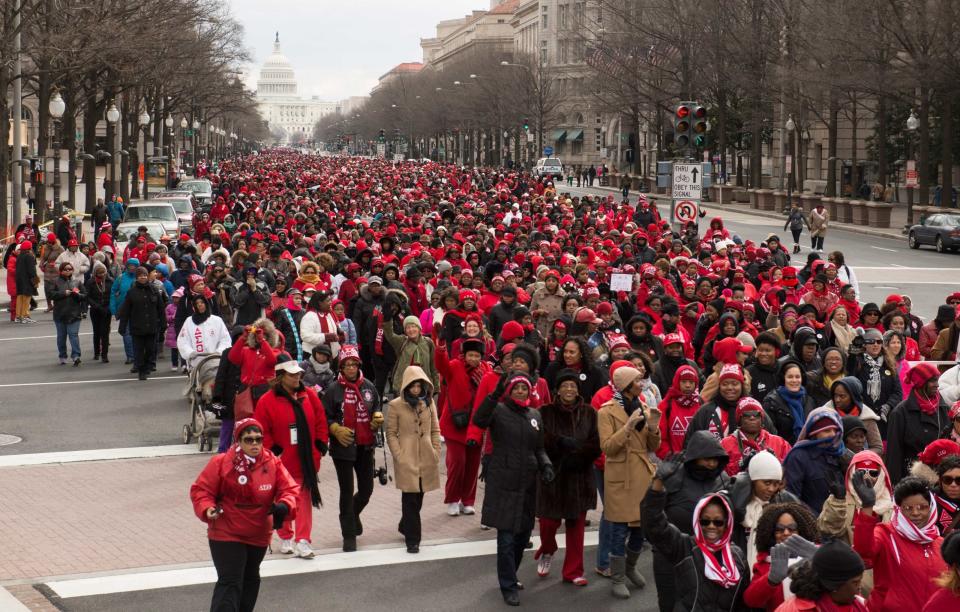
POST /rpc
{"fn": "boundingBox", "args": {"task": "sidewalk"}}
[584,183,909,240]
[0,446,601,586]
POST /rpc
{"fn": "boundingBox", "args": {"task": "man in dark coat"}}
[14,241,39,323]
[118,266,166,380]
[487,286,518,341]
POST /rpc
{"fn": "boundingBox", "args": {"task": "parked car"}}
[152,195,195,234]
[533,157,564,180]
[908,213,960,252]
[176,178,213,206]
[122,202,180,239]
[114,221,171,259]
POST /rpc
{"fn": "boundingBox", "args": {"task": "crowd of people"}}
[8,150,960,611]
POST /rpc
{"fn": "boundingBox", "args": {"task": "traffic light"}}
[673,103,691,148]
[378,128,385,142]
[523,118,529,132]
[692,105,708,147]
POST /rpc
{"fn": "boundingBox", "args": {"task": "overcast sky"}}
[230,0,487,101]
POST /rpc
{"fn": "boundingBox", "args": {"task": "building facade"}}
[254,34,339,144]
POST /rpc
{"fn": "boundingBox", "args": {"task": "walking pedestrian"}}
[13,240,38,323]
[51,261,86,366]
[385,365,441,553]
[85,262,113,362]
[808,203,828,251]
[190,417,299,612]
[117,266,166,380]
[784,202,809,254]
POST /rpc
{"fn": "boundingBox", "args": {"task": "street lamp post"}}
[106,102,120,203]
[139,108,150,200]
[164,115,174,189]
[48,89,66,217]
[785,114,796,208]
[180,117,187,175]
[192,118,200,174]
[906,109,919,225]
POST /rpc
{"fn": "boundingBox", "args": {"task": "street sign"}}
[906,160,918,188]
[672,199,700,224]
[376,143,386,157]
[600,147,608,158]
[543,146,554,156]
[527,133,534,143]
[786,154,793,175]
[672,163,702,199]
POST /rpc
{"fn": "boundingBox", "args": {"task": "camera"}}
[375,465,390,486]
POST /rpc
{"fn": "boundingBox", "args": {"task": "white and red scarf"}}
[692,494,740,588]
[891,493,939,545]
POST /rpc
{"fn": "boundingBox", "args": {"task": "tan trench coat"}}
[597,398,661,525]
[386,365,442,493]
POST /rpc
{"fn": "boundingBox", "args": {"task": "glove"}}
[558,436,582,452]
[493,372,510,398]
[324,332,338,343]
[827,470,846,500]
[541,464,556,484]
[851,470,877,507]
[270,502,289,530]
[314,439,328,456]
[466,438,479,448]
[370,411,384,430]
[848,334,865,356]
[879,404,892,422]
[783,534,818,560]
[270,444,283,456]
[329,423,355,446]
[479,453,491,481]
[654,455,684,482]
[767,543,792,585]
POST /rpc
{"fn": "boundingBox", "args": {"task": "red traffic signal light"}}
[693,106,707,119]
[676,105,690,118]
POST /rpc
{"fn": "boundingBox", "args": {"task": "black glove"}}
[827,470,846,500]
[776,289,787,304]
[848,334,865,356]
[479,453,491,481]
[493,372,511,398]
[851,470,876,507]
[558,436,582,452]
[541,463,556,484]
[466,438,479,448]
[271,444,283,456]
[270,502,289,530]
[314,439,328,456]
[655,454,684,482]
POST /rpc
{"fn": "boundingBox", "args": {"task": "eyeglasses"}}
[857,469,881,479]
[774,523,798,534]
[901,504,931,513]
[740,411,762,419]
[942,476,960,486]
[241,436,263,444]
[699,518,726,528]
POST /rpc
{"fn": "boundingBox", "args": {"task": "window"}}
[559,41,569,63]
[574,1,585,24]
[559,4,568,28]
[542,13,548,29]
[572,139,583,155]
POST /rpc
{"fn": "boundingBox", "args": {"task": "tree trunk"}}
[84,86,99,213]
[0,63,9,234]
[919,86,931,206]
[825,89,839,197]
[877,93,888,186]
[850,94,858,192]
[942,93,954,207]
[129,107,140,200]
[36,70,50,222]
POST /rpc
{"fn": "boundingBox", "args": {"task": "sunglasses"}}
[942,476,960,486]
[857,469,881,479]
[699,518,725,528]
[241,436,263,444]
[740,411,762,419]
[774,523,798,534]
[862,340,880,345]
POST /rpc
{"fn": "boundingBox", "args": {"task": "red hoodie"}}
[656,365,701,458]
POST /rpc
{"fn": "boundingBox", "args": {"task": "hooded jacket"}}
[386,366,441,493]
[818,376,883,455]
[818,450,894,546]
[662,431,731,534]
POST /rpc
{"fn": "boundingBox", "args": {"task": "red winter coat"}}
[434,345,490,444]
[190,446,299,547]
[742,552,786,612]
[853,510,946,612]
[403,279,428,317]
[253,386,329,481]
[229,335,282,387]
[919,322,944,359]
[720,430,792,476]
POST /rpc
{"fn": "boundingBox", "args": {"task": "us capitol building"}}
[255,33,339,144]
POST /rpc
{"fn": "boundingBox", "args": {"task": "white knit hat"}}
[748,451,783,481]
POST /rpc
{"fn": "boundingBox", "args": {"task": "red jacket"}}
[403,279,428,317]
[253,386,328,480]
[743,553,786,611]
[190,446,299,547]
[466,370,550,450]
[923,587,960,612]
[919,322,943,359]
[853,510,946,612]
[434,345,490,444]
[720,430,792,476]
[229,335,282,386]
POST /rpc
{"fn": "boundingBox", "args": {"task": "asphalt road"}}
[58,544,657,612]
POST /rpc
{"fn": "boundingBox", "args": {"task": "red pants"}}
[278,481,312,543]
[537,513,586,581]
[443,439,481,506]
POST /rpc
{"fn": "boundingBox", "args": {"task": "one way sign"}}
[672,163,702,200]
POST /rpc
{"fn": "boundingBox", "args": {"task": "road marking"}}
[0,376,183,389]
[0,332,93,341]
[0,444,203,468]
[890,264,905,268]
[869,246,898,252]
[0,587,30,611]
[47,532,600,598]
[861,281,959,285]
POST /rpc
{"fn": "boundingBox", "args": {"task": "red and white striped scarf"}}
[692,494,740,589]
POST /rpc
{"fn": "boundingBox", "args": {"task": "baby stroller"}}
[181,352,222,452]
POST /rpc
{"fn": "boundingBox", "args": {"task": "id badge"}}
[289,424,298,446]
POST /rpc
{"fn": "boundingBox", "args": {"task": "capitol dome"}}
[256,33,298,97]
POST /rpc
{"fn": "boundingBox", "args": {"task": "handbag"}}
[233,386,255,420]
[451,408,470,429]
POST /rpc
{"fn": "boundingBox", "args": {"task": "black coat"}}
[50,276,86,323]
[663,431,731,535]
[323,377,381,462]
[84,276,113,316]
[642,489,750,612]
[117,281,165,336]
[886,393,949,484]
[487,300,517,341]
[543,361,607,401]
[473,395,552,533]
[14,251,38,296]
[762,388,816,445]
[847,354,903,418]
[535,400,601,519]
[746,362,779,403]
[211,346,242,419]
[726,473,799,555]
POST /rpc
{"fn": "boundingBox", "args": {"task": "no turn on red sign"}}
[673,199,699,224]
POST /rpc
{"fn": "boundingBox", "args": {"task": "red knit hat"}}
[918,439,960,467]
[718,363,745,383]
[500,321,525,342]
[735,397,764,422]
[608,359,634,381]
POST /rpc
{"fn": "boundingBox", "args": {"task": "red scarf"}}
[374,306,385,356]
[915,389,940,416]
[338,372,371,445]
[468,361,489,389]
[692,494,740,588]
[892,493,939,545]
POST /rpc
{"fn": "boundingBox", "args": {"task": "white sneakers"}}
[461,503,476,515]
[537,553,553,577]
[279,538,295,554]
[295,539,314,558]
[447,502,461,516]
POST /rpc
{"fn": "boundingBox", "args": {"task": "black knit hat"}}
[461,338,485,357]
[812,540,864,589]
[554,368,582,394]
[510,343,539,372]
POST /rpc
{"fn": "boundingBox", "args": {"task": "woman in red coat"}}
[190,417,299,612]
[253,356,329,559]
[853,476,947,612]
[228,318,283,404]
[434,337,491,516]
